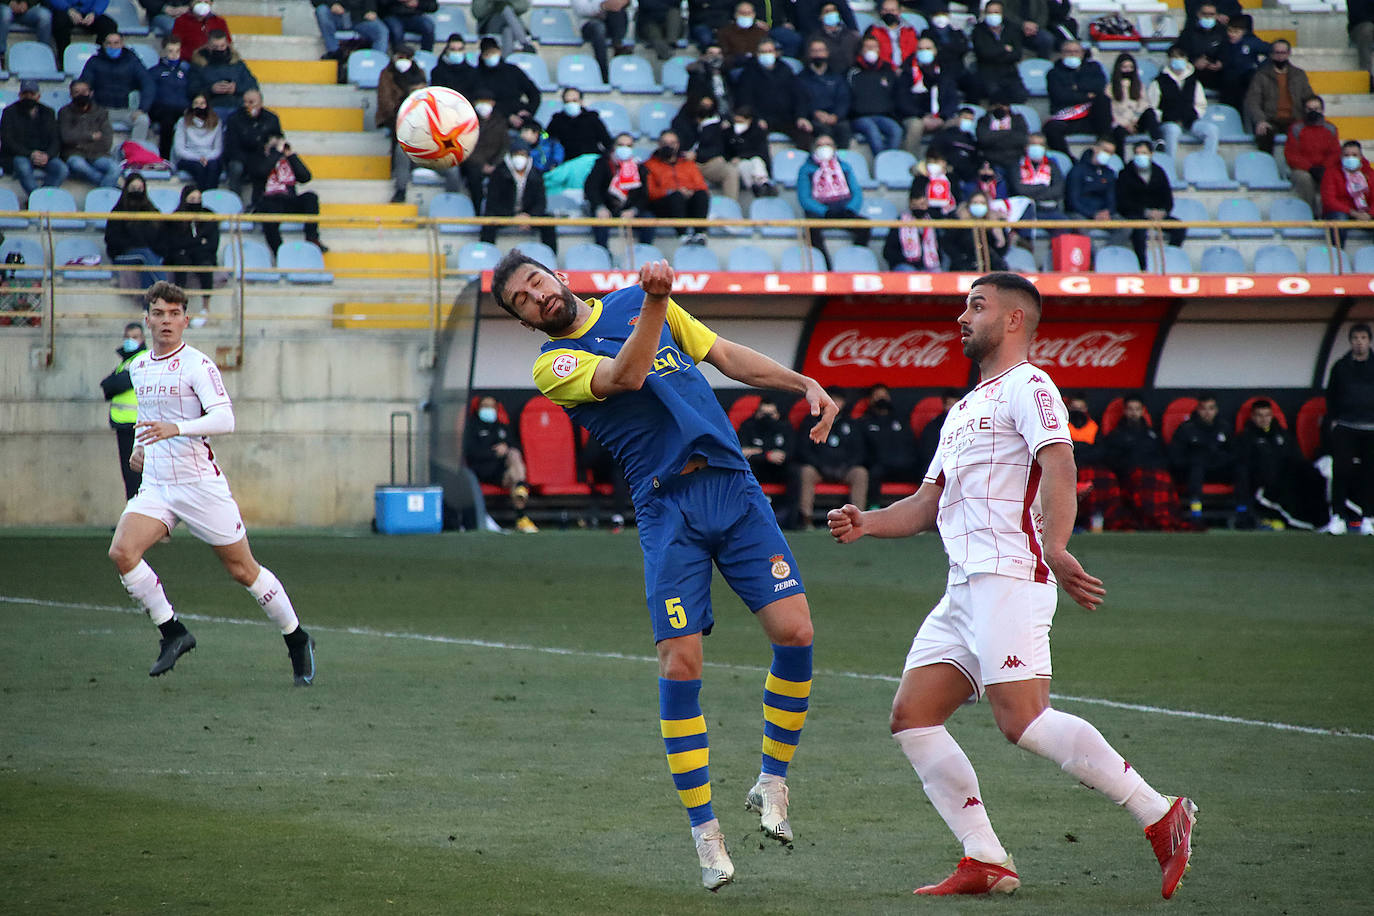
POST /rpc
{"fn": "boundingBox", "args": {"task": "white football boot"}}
[746,777,793,843]
[694,829,735,891]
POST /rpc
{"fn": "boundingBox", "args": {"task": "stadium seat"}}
[519,395,591,497]
[1354,246,1374,274]
[708,194,748,236]
[1200,103,1249,143]
[836,150,878,189]
[1306,245,1352,274]
[1018,58,1051,96]
[557,54,610,92]
[428,192,478,234]
[1146,244,1192,274]
[546,190,583,217]
[0,188,26,229]
[130,43,158,69]
[1136,57,1161,83]
[1234,395,1287,432]
[105,0,149,34]
[1296,396,1325,460]
[1011,103,1041,133]
[625,242,666,268]
[874,149,916,190]
[726,244,774,271]
[909,395,945,437]
[588,100,632,138]
[860,196,897,239]
[201,188,245,229]
[672,244,720,271]
[1105,153,1125,174]
[1151,151,1180,186]
[221,238,277,282]
[1199,245,1246,273]
[1170,197,1218,238]
[749,196,800,237]
[9,42,63,80]
[610,55,662,93]
[1182,151,1238,189]
[901,11,929,31]
[1253,244,1301,273]
[1217,198,1268,239]
[529,8,581,45]
[1004,246,1037,272]
[148,187,181,214]
[661,55,692,94]
[1161,397,1198,443]
[771,148,807,188]
[831,245,879,272]
[0,236,44,279]
[562,242,612,271]
[636,99,675,139]
[1047,149,1073,177]
[727,393,762,429]
[62,42,98,78]
[1234,151,1291,191]
[455,241,501,273]
[534,97,561,127]
[508,52,555,92]
[509,241,556,267]
[1269,196,1323,239]
[1094,245,1139,272]
[346,49,387,88]
[55,236,111,281]
[26,187,81,229]
[430,6,474,42]
[1100,397,1152,435]
[279,240,332,284]
[779,245,826,271]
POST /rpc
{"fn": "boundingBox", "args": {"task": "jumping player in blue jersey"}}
[492,252,838,891]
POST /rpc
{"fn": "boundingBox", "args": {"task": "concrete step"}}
[224,13,282,34]
[323,250,437,277]
[332,301,454,329]
[308,179,395,203]
[261,82,364,107]
[308,153,390,180]
[235,34,325,61]
[277,106,367,133]
[320,202,420,218]
[1309,71,1371,94]
[248,59,338,85]
[287,129,389,155]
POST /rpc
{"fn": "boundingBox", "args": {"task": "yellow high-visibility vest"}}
[109,352,139,426]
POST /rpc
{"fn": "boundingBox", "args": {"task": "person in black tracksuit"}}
[1233,399,1328,528]
[1168,394,1236,521]
[737,397,801,527]
[1324,323,1374,530]
[796,389,867,528]
[859,384,919,509]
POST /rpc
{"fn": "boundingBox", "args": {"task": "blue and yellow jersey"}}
[532,284,750,505]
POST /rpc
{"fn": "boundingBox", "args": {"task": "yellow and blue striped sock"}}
[761,644,812,777]
[660,677,713,826]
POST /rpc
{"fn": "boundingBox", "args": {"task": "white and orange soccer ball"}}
[395,87,480,170]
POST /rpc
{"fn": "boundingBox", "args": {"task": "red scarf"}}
[810,157,851,205]
[1345,166,1369,211]
[608,157,641,202]
[1018,156,1051,186]
[264,156,295,196]
[898,212,940,269]
[908,63,926,92]
[926,173,952,212]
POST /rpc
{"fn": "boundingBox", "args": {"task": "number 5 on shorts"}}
[665,597,687,629]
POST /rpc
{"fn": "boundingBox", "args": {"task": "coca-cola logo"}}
[817,328,959,369]
[1028,331,1135,368]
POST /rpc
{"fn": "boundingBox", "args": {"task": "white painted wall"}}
[1153,322,1328,388]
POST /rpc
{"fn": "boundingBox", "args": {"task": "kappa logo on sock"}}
[1000,655,1026,669]
[962,796,982,808]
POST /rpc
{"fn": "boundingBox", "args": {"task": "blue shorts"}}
[636,467,805,642]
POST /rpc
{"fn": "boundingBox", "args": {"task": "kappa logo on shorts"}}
[1000,655,1026,669]
[551,353,578,378]
[769,554,791,580]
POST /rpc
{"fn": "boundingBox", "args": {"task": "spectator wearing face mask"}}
[797,38,851,149]
[189,29,259,118]
[847,34,903,154]
[884,183,944,271]
[736,397,801,528]
[922,6,981,101]
[223,89,279,197]
[584,132,654,248]
[1043,40,1110,155]
[50,0,117,56]
[1322,141,1374,245]
[1177,1,1226,91]
[431,35,476,95]
[101,322,147,500]
[1244,39,1314,155]
[480,138,557,253]
[895,35,959,153]
[1149,46,1220,162]
[862,0,917,70]
[1218,14,1270,111]
[148,38,192,161]
[974,94,1028,175]
[731,38,812,147]
[1009,133,1066,224]
[685,44,732,119]
[471,36,541,130]
[171,0,229,61]
[459,92,508,214]
[105,173,165,286]
[859,384,921,509]
[59,80,119,187]
[250,134,326,254]
[807,1,860,74]
[696,104,774,200]
[718,0,771,68]
[464,395,538,533]
[971,0,1028,104]
[942,189,1008,271]
[1116,140,1185,269]
[0,81,67,196]
[643,129,711,243]
[78,32,155,141]
[171,92,223,189]
[160,184,219,323]
[911,151,955,215]
[544,86,611,194]
[927,106,980,183]
[1108,53,1164,155]
[1065,138,1119,226]
[377,46,429,202]
[797,133,869,269]
[1285,96,1340,214]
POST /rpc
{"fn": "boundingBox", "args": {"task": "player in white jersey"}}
[827,273,1196,900]
[107,281,316,685]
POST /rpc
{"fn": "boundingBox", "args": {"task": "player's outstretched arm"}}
[701,337,838,442]
[1036,442,1106,611]
[590,260,675,398]
[827,480,942,543]
[135,404,235,444]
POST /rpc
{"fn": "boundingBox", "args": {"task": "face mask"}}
[192,1,210,15]
[959,118,975,134]
[1305,109,1322,124]
[733,120,749,134]
[814,145,835,161]
[705,54,722,68]
[926,162,944,177]
[821,11,840,26]
[1068,409,1088,426]
[563,101,581,116]
[984,12,1002,27]
[1344,155,1362,171]
[1120,69,1135,78]
[871,397,890,410]
[1272,57,1288,70]
[1026,143,1044,161]
[1062,55,1081,69]
[105,46,122,58]
[658,144,678,158]
[1170,57,1187,72]
[991,105,1008,119]
[122,337,141,353]
[394,58,412,72]
[73,94,92,107]
[1197,16,1215,28]
[1134,153,1152,170]
[444,51,463,64]
[969,202,989,217]
[810,57,827,68]
[757,52,776,68]
[862,49,879,64]
[881,12,900,25]
[932,14,949,28]
[477,406,497,423]
[736,15,754,28]
[510,153,529,170]
[193,105,208,116]
[482,54,500,67]
[916,48,935,65]
[613,145,634,161]
[474,102,494,118]
[1095,150,1112,167]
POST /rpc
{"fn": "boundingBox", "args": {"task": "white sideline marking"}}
[7,594,1374,742]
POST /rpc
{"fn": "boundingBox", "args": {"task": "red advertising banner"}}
[801,321,970,388]
[1024,321,1159,388]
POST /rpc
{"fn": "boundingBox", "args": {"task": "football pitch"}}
[2,530,1371,915]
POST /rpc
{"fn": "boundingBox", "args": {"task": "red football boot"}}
[914,856,1020,896]
[1144,796,1199,899]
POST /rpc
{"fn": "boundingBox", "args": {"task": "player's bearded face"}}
[959,307,1001,361]
[531,282,578,334]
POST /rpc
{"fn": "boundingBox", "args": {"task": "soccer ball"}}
[395,87,480,170]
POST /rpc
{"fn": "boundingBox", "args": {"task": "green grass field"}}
[2,530,1371,915]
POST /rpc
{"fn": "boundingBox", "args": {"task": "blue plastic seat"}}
[105,0,149,34]
[529,7,581,44]
[673,244,720,271]
[901,11,929,31]
[1018,58,1051,96]
[55,236,112,281]
[1270,196,1323,238]
[831,245,879,272]
[588,100,632,138]
[1170,197,1219,239]
[535,97,562,128]
[346,50,387,88]
[859,196,897,239]
[1004,246,1037,272]
[455,241,501,272]
[1047,150,1073,177]
[836,150,878,189]
[625,242,666,268]
[413,49,437,78]
[1305,245,1352,274]
[0,187,27,229]
[556,54,610,92]
[82,186,121,227]
[1137,58,1160,84]
[1253,244,1301,273]
[130,43,158,69]
[201,188,244,229]
[63,42,98,77]
[221,238,277,282]
[610,55,662,93]
[779,245,826,271]
[149,187,181,214]
[1200,103,1249,143]
[1094,245,1140,272]
[1199,245,1246,273]
[637,99,675,139]
[1217,198,1268,239]
[873,149,916,190]
[1182,151,1238,190]
[771,148,807,188]
[430,6,474,42]
[546,190,584,217]
[1011,104,1042,133]
[726,244,774,272]
[9,42,63,80]
[1146,244,1192,274]
[508,52,555,92]
[428,192,478,234]
[661,56,692,94]
[708,194,748,236]
[509,241,556,267]
[781,56,802,74]
[1354,246,1374,274]
[562,242,613,271]
[27,186,81,228]
[749,196,800,237]
[1234,151,1290,190]
[1151,152,1180,186]
[279,241,332,284]
[0,236,44,279]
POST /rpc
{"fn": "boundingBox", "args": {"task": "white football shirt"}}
[924,361,1071,585]
[128,342,232,485]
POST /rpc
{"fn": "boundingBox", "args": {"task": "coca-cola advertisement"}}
[801,321,970,387]
[1026,321,1158,388]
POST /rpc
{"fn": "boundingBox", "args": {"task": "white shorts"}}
[903,573,1057,701]
[122,475,246,547]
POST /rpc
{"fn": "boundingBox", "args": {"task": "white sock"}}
[1016,708,1171,827]
[756,772,784,786]
[894,726,1007,864]
[691,818,721,842]
[247,566,299,634]
[120,560,175,626]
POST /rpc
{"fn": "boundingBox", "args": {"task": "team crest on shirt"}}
[169,358,180,372]
[984,380,1002,399]
[628,315,639,326]
[551,353,578,378]
[769,554,791,579]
